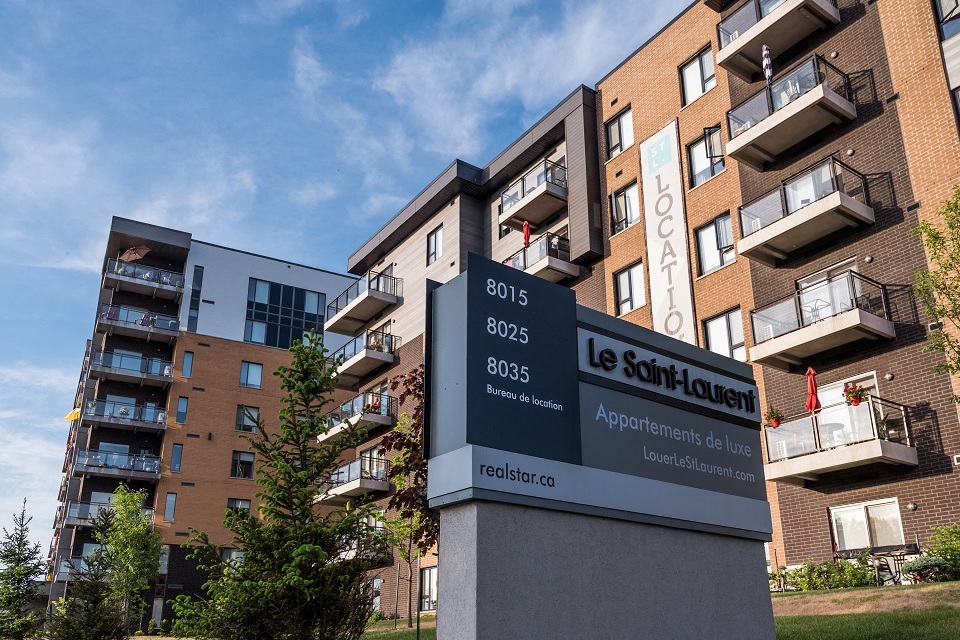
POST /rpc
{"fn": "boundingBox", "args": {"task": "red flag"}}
[523,221,530,247]
[805,367,821,413]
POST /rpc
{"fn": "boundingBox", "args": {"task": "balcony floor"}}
[103,272,183,300]
[88,364,172,387]
[318,478,391,504]
[337,349,395,380]
[324,289,400,335]
[81,414,167,433]
[525,256,580,282]
[72,462,160,482]
[95,317,179,343]
[765,439,918,485]
[499,182,568,230]
[318,412,394,443]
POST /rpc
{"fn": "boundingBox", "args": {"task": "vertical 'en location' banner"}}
[641,120,696,345]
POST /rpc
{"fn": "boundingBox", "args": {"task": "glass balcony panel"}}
[76,449,161,473]
[99,304,179,331]
[719,1,759,48]
[502,233,571,272]
[728,91,770,138]
[752,297,800,342]
[816,402,876,449]
[107,259,184,288]
[765,416,816,461]
[500,160,567,215]
[325,271,402,319]
[760,0,788,16]
[740,191,784,236]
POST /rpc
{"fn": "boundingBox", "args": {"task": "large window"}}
[688,127,725,188]
[227,498,251,512]
[605,108,634,159]
[615,262,646,316]
[696,213,734,275]
[170,443,183,473]
[240,361,263,389]
[427,225,443,265]
[420,566,438,612]
[236,405,259,433]
[830,499,904,552]
[681,48,716,105]
[163,493,177,522]
[704,309,745,361]
[245,278,324,350]
[176,397,189,423]
[181,351,194,378]
[611,183,641,234]
[231,451,255,479]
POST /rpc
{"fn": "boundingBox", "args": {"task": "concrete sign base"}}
[437,501,775,640]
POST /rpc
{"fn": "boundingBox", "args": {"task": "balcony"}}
[82,399,168,432]
[726,55,855,171]
[88,349,173,387]
[764,396,916,484]
[319,393,398,444]
[750,271,895,369]
[55,557,87,582]
[95,304,180,342]
[330,330,400,389]
[498,160,568,230]
[716,0,841,82]
[737,157,874,265]
[318,457,391,504]
[502,233,579,283]
[63,501,154,528]
[324,272,403,335]
[103,258,185,300]
[73,449,161,481]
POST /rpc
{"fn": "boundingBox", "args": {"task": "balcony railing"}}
[65,501,154,525]
[503,233,571,271]
[752,271,888,344]
[719,0,788,48]
[106,258,184,289]
[76,449,161,474]
[90,349,173,377]
[727,54,850,140]
[99,304,180,332]
[327,271,403,318]
[330,330,400,363]
[83,399,167,425]
[500,159,567,214]
[324,392,398,429]
[329,457,391,488]
[764,396,909,462]
[740,157,866,237]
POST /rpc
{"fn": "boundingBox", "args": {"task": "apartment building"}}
[322,85,607,617]
[49,217,357,621]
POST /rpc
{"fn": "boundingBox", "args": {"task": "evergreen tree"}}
[47,511,125,640]
[172,330,389,640]
[0,499,45,639]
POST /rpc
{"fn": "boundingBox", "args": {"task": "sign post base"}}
[437,500,775,640]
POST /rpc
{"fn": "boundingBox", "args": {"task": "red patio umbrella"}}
[522,221,530,247]
[805,367,821,413]
[119,245,151,262]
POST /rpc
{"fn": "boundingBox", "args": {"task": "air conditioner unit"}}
[776,441,788,460]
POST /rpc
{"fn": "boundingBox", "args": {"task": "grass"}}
[775,609,960,639]
[362,617,437,639]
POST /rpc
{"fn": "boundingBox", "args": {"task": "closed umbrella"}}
[762,45,773,85]
[119,245,151,262]
[805,367,821,413]
[523,221,530,247]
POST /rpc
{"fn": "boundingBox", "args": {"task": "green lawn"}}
[775,609,960,639]
[362,618,437,640]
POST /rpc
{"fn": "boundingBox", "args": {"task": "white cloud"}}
[0,67,33,98]
[289,180,337,206]
[240,0,369,28]
[293,30,329,117]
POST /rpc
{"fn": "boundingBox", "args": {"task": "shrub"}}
[785,559,830,591]
[147,619,156,635]
[783,554,875,591]
[903,555,954,582]
[926,523,960,577]
[368,610,386,623]
[160,618,171,635]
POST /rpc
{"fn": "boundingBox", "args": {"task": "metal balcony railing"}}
[90,349,173,377]
[324,392,398,429]
[500,159,567,214]
[65,501,154,524]
[326,271,403,317]
[83,399,167,425]
[502,233,571,271]
[106,258,184,289]
[99,304,180,331]
[329,457,391,488]
[764,396,910,462]
[718,0,838,48]
[751,271,888,344]
[330,330,400,363]
[727,54,851,140]
[75,449,161,474]
[739,156,866,237]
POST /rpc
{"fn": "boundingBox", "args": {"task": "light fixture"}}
[885,373,895,381]
[846,148,855,156]
[907,502,918,511]
[830,51,839,59]
[864,255,874,263]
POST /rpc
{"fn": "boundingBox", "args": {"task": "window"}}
[696,213,734,274]
[176,397,189,423]
[231,451,255,479]
[938,0,960,39]
[187,265,203,333]
[170,444,183,473]
[498,224,512,239]
[420,566,438,612]
[163,493,177,522]
[611,183,641,234]
[605,108,634,159]
[830,499,904,552]
[245,278,325,350]
[680,48,716,105]
[704,309,746,361]
[615,262,646,316]
[236,405,259,433]
[227,498,251,512]
[220,548,244,565]
[688,127,725,188]
[240,361,263,388]
[427,225,443,265]
[181,351,193,378]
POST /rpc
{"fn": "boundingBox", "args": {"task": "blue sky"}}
[0,0,679,543]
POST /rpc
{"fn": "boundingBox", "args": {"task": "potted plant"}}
[844,384,869,406]
[117,406,130,418]
[764,407,784,428]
